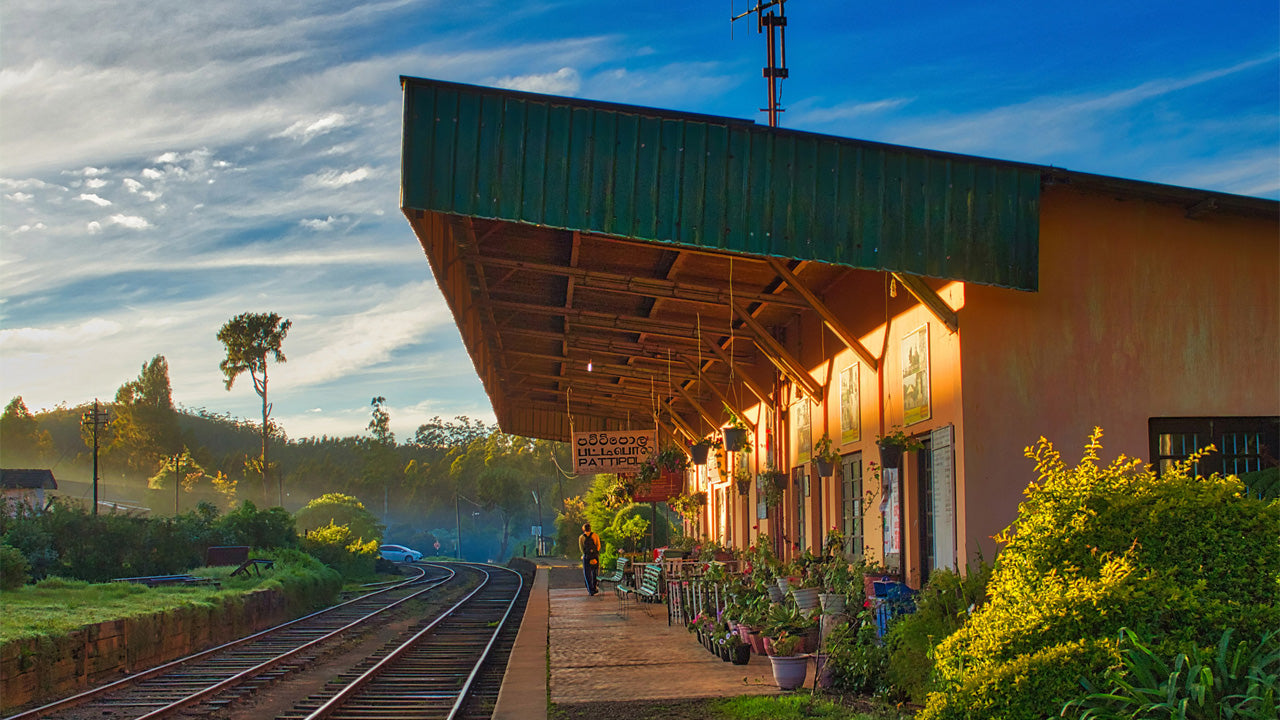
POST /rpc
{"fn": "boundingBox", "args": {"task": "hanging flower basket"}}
[723,427,748,452]
[877,443,903,470]
[690,443,711,465]
[814,457,834,477]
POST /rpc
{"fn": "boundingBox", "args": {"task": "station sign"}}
[571,429,656,475]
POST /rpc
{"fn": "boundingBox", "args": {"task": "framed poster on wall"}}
[840,363,860,444]
[794,397,812,463]
[902,324,931,425]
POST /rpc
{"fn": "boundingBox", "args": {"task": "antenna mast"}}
[732,0,789,127]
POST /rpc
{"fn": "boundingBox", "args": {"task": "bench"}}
[598,557,628,586]
[111,575,219,588]
[618,563,663,615]
[206,545,275,577]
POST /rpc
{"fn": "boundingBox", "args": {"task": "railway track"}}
[4,563,466,720]
[280,562,525,720]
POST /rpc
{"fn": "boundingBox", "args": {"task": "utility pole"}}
[732,0,790,127]
[81,400,109,516]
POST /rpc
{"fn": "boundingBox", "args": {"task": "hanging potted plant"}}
[722,404,752,453]
[876,427,923,469]
[688,436,718,466]
[813,434,840,477]
[760,468,787,508]
[734,465,753,496]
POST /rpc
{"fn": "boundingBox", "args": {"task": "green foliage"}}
[1238,466,1280,501]
[294,492,383,543]
[922,429,1280,720]
[1,396,53,464]
[921,638,1119,720]
[0,544,30,590]
[825,609,890,695]
[555,496,588,559]
[1063,628,1280,720]
[255,548,343,614]
[885,557,993,704]
[300,521,379,580]
[218,500,297,549]
[710,693,913,720]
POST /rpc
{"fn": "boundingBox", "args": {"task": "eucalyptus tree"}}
[109,355,182,476]
[217,312,291,506]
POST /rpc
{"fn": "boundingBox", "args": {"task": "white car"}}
[379,544,423,563]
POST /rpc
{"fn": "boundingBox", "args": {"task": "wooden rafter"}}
[891,272,959,333]
[731,300,824,399]
[703,336,771,407]
[767,257,879,370]
[679,355,755,432]
[674,384,719,436]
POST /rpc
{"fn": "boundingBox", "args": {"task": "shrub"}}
[825,607,890,695]
[0,544,30,590]
[258,548,343,613]
[885,556,993,703]
[217,500,297,549]
[921,429,1280,720]
[300,521,379,581]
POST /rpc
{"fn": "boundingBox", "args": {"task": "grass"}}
[0,565,281,644]
[549,694,914,720]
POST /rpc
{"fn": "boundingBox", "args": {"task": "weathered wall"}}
[0,588,290,712]
[958,186,1280,564]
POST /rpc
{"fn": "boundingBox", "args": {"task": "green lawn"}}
[0,566,274,643]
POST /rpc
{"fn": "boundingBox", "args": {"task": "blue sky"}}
[2,0,1277,441]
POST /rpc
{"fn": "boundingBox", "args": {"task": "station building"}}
[399,76,1279,588]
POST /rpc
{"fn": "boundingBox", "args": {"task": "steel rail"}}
[298,562,524,720]
[3,563,437,720]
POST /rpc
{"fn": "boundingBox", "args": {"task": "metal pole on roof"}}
[732,0,789,127]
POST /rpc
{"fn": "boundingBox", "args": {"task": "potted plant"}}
[734,465,752,496]
[813,433,840,477]
[722,404,752,453]
[688,436,718,466]
[726,633,751,664]
[760,468,787,508]
[876,427,923,470]
[766,632,808,690]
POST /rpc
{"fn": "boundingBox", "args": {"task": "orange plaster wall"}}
[958,186,1280,562]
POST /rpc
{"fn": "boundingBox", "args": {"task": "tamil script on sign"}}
[572,430,656,475]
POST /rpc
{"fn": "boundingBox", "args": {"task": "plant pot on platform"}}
[791,587,820,613]
[731,644,751,665]
[769,655,809,691]
[819,592,846,615]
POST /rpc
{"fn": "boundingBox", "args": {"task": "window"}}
[840,452,863,562]
[1149,417,1278,478]
[793,465,807,552]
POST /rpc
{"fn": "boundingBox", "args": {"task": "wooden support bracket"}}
[767,258,879,370]
[891,272,959,334]
[731,300,824,400]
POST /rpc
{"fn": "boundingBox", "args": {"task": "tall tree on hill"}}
[217,312,291,507]
[1,396,53,465]
[108,355,183,476]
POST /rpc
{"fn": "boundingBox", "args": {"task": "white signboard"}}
[931,425,957,571]
[882,467,901,554]
[572,429,657,475]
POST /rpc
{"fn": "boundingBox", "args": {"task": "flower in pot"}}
[875,427,923,469]
[766,632,808,690]
[734,465,752,496]
[813,433,840,477]
[722,404,753,453]
[760,468,787,507]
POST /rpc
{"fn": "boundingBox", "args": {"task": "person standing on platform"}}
[579,522,601,595]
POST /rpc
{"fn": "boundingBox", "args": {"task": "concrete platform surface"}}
[493,560,780,719]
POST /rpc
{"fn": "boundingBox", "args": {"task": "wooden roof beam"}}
[703,336,772,407]
[767,257,879,371]
[891,272,959,334]
[674,384,721,437]
[678,355,756,433]
[731,300,824,400]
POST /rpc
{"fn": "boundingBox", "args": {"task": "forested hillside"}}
[1,356,583,561]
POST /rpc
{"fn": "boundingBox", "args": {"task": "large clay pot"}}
[769,655,809,691]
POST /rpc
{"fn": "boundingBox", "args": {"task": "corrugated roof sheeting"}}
[402,76,1042,291]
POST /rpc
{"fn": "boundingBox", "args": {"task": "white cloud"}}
[280,113,349,142]
[84,177,107,189]
[0,318,123,353]
[87,221,102,234]
[300,215,346,231]
[107,214,151,230]
[141,168,164,180]
[6,192,33,202]
[307,167,372,188]
[491,67,581,95]
[789,98,912,127]
[77,193,112,206]
[13,222,46,233]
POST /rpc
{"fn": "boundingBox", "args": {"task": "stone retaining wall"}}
[0,588,290,712]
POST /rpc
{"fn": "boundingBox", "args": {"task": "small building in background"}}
[0,469,57,510]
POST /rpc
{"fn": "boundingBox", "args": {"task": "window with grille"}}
[1149,417,1278,479]
[840,452,863,562]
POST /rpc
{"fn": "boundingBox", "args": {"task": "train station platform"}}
[494,559,779,720]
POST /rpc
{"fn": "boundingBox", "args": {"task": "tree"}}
[1,397,52,464]
[362,396,399,515]
[294,492,384,544]
[217,312,291,507]
[107,355,182,475]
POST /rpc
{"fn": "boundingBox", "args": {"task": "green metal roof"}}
[401,76,1041,290]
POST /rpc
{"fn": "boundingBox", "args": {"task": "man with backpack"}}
[579,522,601,595]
